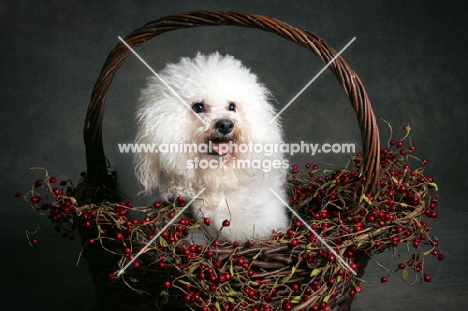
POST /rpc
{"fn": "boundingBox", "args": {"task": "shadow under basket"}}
[73,10,435,311]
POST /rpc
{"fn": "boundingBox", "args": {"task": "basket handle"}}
[84,10,380,195]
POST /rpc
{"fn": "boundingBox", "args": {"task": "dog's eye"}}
[192,103,205,113]
[228,102,236,112]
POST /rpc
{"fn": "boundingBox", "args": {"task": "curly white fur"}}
[135,52,289,242]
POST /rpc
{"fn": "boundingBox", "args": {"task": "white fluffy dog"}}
[134,52,289,242]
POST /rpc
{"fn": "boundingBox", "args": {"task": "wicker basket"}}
[70,10,434,311]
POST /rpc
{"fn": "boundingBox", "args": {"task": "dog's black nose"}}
[215,119,234,135]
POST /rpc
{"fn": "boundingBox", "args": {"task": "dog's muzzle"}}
[207,119,235,156]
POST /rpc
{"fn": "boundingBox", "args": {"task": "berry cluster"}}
[17,126,443,311]
[287,125,442,289]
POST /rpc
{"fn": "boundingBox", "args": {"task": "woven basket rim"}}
[83,10,380,195]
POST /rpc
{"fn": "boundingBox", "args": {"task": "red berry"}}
[283,302,292,311]
[218,274,226,283]
[381,276,388,283]
[49,176,57,183]
[326,254,336,262]
[423,274,431,282]
[162,281,172,289]
[52,188,60,197]
[14,192,21,198]
[106,273,116,282]
[438,253,445,261]
[116,232,124,241]
[290,239,298,247]
[222,219,230,227]
[153,201,161,209]
[30,238,38,246]
[203,217,211,226]
[31,196,41,204]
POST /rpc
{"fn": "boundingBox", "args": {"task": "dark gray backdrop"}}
[1,1,467,310]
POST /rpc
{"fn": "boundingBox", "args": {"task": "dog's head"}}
[135,52,285,196]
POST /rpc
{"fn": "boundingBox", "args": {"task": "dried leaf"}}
[159,236,168,247]
[291,266,296,276]
[402,268,409,283]
[189,223,201,229]
[252,250,262,260]
[187,265,197,275]
[177,279,190,285]
[226,290,239,297]
[310,267,323,277]
[291,296,301,303]
[359,193,372,205]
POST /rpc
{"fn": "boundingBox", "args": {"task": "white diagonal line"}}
[116,188,205,277]
[117,36,207,124]
[268,37,356,124]
[269,188,357,275]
